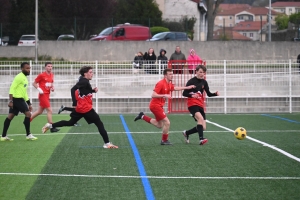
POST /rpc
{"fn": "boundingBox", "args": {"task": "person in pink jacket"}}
[187,49,202,74]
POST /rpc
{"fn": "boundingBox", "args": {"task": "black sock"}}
[23,117,30,136]
[197,124,204,139]
[94,119,109,144]
[2,118,11,137]
[64,107,74,112]
[186,126,198,136]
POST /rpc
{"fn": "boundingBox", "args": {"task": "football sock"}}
[162,133,168,141]
[23,117,31,136]
[95,119,109,144]
[30,118,33,122]
[2,118,11,137]
[142,115,151,123]
[197,124,204,139]
[64,107,74,112]
[186,127,198,136]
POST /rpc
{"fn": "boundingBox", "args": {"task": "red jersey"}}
[74,78,95,113]
[150,79,174,107]
[35,72,54,94]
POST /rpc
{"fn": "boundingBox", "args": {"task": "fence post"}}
[289,59,292,113]
[30,60,33,102]
[96,60,98,113]
[224,60,227,114]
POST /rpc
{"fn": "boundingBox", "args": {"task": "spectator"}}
[133,52,144,69]
[169,46,186,74]
[143,48,157,74]
[187,49,202,74]
[157,49,168,73]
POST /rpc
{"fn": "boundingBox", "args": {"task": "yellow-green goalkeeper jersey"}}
[9,72,29,101]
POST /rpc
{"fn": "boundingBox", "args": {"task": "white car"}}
[18,35,36,46]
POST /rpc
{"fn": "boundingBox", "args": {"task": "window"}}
[238,16,244,20]
[230,16,232,19]
[230,24,232,27]
[281,9,284,12]
[250,33,253,38]
[243,33,246,36]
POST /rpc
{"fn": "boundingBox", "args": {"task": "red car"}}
[90,23,152,41]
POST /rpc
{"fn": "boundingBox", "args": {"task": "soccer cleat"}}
[42,123,51,133]
[134,112,144,121]
[103,142,119,149]
[58,105,65,114]
[26,134,38,141]
[182,130,189,144]
[50,127,60,133]
[73,123,81,126]
[199,138,208,145]
[1,136,14,141]
[160,140,172,145]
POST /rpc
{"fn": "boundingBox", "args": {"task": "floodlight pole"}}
[35,0,38,63]
[268,0,271,42]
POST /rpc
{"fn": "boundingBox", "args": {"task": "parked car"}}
[90,23,151,41]
[18,35,36,46]
[0,36,17,45]
[148,32,189,41]
[57,34,75,41]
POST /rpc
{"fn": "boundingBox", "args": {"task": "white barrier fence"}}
[0,60,299,114]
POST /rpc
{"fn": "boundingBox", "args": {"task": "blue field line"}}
[119,115,155,200]
[261,114,300,124]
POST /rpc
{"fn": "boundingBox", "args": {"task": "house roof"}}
[233,21,267,31]
[217,6,280,16]
[272,2,300,7]
[213,28,251,41]
[219,4,251,11]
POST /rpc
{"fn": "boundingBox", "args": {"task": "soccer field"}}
[0,113,299,200]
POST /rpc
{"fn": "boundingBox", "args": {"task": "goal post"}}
[167,60,206,113]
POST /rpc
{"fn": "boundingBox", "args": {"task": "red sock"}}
[161,133,169,141]
[30,118,33,122]
[142,115,151,123]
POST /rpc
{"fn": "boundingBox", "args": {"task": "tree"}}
[289,12,300,25]
[275,14,289,30]
[113,0,162,27]
[207,0,224,41]
[43,0,117,39]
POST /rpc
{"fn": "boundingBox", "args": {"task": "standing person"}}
[187,49,202,74]
[182,65,219,145]
[169,46,186,74]
[30,62,59,132]
[133,52,144,69]
[134,68,195,145]
[1,62,37,141]
[143,48,157,74]
[157,49,168,74]
[42,66,118,149]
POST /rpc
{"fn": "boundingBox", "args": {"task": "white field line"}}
[7,129,300,137]
[0,172,299,180]
[206,120,300,163]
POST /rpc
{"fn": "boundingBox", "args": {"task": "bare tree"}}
[207,0,224,41]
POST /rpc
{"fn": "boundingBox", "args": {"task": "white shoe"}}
[26,134,38,141]
[182,130,189,143]
[103,142,118,149]
[1,136,14,141]
[42,123,51,133]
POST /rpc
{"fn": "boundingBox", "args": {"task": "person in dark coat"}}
[157,49,168,73]
[133,52,144,69]
[143,48,157,74]
[297,54,300,73]
[169,46,186,74]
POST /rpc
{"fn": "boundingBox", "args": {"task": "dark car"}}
[57,34,75,41]
[1,36,17,45]
[148,32,189,41]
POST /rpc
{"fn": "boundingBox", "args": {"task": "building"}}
[271,1,300,16]
[233,21,268,41]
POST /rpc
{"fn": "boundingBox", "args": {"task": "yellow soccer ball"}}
[234,127,247,140]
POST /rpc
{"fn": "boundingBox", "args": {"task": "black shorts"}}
[188,105,206,121]
[70,109,98,124]
[9,98,29,116]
